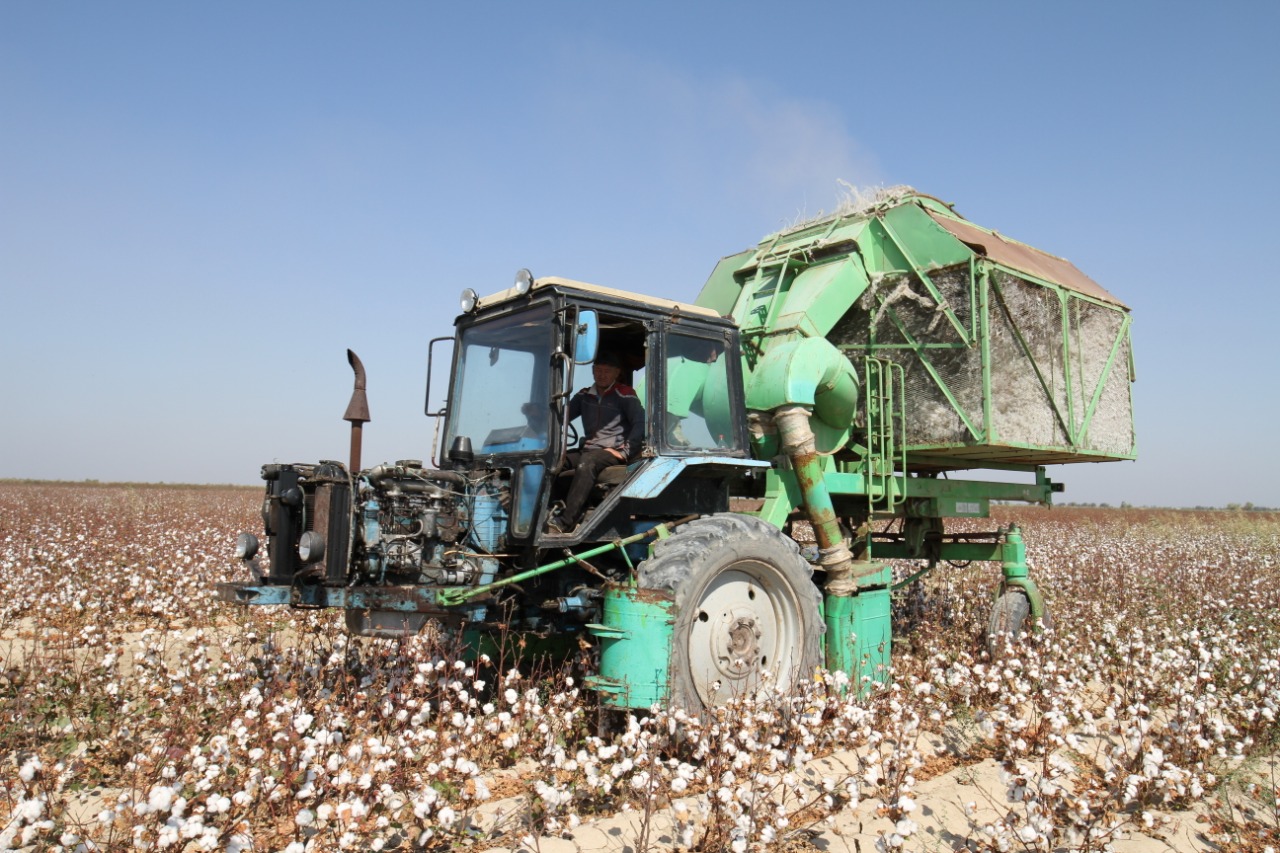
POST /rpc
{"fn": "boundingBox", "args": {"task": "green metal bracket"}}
[891,560,938,592]
[997,524,1046,624]
[978,265,994,442]
[999,576,1047,625]
[874,299,982,441]
[1000,523,1028,579]
[1078,312,1131,446]
[435,517,695,607]
[876,211,973,345]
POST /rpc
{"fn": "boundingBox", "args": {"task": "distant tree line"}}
[1057,501,1276,511]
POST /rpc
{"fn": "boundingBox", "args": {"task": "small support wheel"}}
[986,590,1048,656]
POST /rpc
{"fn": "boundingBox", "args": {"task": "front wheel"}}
[636,513,823,713]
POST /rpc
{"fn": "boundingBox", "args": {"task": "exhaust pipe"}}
[343,349,371,473]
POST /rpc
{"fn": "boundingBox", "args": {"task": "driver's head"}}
[593,351,622,387]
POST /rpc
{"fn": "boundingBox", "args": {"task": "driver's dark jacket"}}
[567,382,644,459]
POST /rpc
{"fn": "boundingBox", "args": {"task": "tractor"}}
[219,189,1134,713]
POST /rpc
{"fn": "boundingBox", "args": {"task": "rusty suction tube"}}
[773,406,857,596]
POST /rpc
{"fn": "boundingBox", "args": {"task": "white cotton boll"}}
[293,713,314,734]
[19,757,41,782]
[13,799,44,822]
[225,833,253,852]
[296,809,315,827]
[206,794,230,813]
[148,785,175,813]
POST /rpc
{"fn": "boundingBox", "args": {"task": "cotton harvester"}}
[219,188,1135,713]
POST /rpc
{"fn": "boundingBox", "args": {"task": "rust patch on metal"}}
[607,582,675,606]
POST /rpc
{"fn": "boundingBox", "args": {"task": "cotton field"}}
[2,482,1279,852]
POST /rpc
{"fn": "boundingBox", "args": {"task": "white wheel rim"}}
[685,561,802,707]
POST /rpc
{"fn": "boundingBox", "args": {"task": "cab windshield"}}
[444,304,554,455]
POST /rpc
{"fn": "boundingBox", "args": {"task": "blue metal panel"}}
[618,456,771,500]
[469,493,504,551]
[514,463,544,532]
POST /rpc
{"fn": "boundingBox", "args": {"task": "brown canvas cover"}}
[926,211,1127,309]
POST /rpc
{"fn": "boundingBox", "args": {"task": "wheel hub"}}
[713,608,763,677]
[682,563,807,708]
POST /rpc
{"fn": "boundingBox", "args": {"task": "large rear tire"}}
[636,513,824,713]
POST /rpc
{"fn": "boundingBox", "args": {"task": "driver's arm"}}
[622,395,645,459]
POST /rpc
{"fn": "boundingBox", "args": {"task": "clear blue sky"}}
[2,2,1276,507]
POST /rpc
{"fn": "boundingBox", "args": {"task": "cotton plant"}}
[4,487,1280,850]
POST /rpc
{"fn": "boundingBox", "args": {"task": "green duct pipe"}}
[742,335,862,594]
[744,336,859,456]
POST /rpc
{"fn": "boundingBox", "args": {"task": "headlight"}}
[514,268,534,295]
[235,532,260,560]
[298,531,325,563]
[460,288,478,312]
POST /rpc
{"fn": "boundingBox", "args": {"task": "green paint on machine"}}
[586,586,675,709]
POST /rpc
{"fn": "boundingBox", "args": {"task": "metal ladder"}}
[864,356,906,513]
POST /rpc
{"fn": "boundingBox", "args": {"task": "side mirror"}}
[424,336,455,417]
[574,310,599,365]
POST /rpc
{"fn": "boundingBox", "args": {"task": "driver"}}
[547,351,644,533]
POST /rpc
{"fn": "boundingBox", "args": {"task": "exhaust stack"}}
[343,349,371,473]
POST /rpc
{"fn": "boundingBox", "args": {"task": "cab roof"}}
[478,275,722,319]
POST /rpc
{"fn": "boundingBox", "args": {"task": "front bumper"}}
[215,582,468,622]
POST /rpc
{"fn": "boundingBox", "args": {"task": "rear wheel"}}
[637,513,823,713]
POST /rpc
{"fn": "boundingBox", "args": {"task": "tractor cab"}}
[433,274,757,548]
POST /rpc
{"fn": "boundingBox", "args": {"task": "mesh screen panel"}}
[827,264,1133,462]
